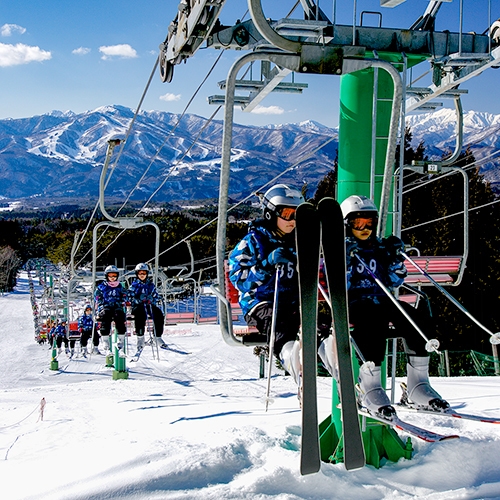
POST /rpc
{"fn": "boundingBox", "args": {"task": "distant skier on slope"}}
[77,304,98,357]
[54,319,70,356]
[340,195,449,418]
[94,265,127,354]
[128,263,166,354]
[228,184,331,385]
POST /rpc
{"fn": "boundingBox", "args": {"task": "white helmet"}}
[135,263,149,275]
[261,184,304,222]
[340,195,378,230]
[104,265,119,279]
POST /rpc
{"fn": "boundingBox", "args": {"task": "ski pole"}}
[149,302,161,361]
[264,268,280,411]
[402,252,500,345]
[144,302,159,361]
[354,253,440,353]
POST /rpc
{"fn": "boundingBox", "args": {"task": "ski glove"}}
[383,235,405,263]
[345,238,359,257]
[263,248,292,268]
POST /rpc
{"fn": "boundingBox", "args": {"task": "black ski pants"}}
[246,302,300,357]
[98,308,127,336]
[349,296,434,365]
[132,303,164,337]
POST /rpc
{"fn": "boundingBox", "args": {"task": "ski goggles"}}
[277,207,297,221]
[107,273,119,279]
[350,217,375,231]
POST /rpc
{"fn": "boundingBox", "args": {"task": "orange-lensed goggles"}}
[350,217,374,231]
[277,207,297,221]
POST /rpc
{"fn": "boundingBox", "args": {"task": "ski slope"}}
[1,273,500,500]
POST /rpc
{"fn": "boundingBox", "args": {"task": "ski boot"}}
[318,335,339,381]
[81,346,88,358]
[65,347,70,356]
[101,335,111,355]
[92,345,101,355]
[357,361,396,419]
[402,356,450,411]
[279,340,302,403]
[135,336,145,356]
[156,336,168,350]
[69,348,75,359]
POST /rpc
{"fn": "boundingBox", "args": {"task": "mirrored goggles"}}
[277,207,297,221]
[107,273,119,279]
[350,217,374,231]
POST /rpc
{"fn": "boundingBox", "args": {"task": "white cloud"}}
[0,43,51,67]
[72,47,91,56]
[99,44,138,60]
[250,105,285,115]
[1,24,26,37]
[160,93,181,102]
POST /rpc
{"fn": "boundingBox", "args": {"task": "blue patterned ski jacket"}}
[78,314,94,332]
[94,281,128,315]
[346,235,407,305]
[128,278,164,312]
[228,219,298,317]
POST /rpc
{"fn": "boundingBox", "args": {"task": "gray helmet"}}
[135,263,149,275]
[261,184,304,222]
[104,265,119,279]
[340,195,378,230]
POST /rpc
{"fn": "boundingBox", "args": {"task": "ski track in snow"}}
[1,273,500,499]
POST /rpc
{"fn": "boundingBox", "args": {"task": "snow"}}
[2,273,500,500]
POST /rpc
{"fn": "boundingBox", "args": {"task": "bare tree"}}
[0,246,21,293]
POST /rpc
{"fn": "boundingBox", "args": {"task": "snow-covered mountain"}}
[0,106,338,204]
[0,105,499,205]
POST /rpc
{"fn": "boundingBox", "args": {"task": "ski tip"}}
[438,434,460,441]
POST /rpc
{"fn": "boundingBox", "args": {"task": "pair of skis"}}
[295,197,365,474]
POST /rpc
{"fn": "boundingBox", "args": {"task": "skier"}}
[77,305,97,357]
[128,263,166,353]
[54,319,70,356]
[228,184,309,384]
[94,265,128,354]
[340,194,449,418]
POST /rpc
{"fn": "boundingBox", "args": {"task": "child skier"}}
[128,263,166,353]
[340,194,449,418]
[77,304,97,358]
[94,265,128,354]
[228,184,306,383]
[54,319,70,356]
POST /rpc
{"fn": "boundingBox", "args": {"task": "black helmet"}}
[261,184,304,223]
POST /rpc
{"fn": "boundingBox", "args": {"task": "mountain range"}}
[0,105,498,208]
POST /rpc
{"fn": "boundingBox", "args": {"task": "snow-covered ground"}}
[2,273,500,500]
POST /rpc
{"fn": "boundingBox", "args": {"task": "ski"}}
[358,410,460,442]
[398,383,500,423]
[318,197,366,470]
[295,202,321,475]
[129,348,143,362]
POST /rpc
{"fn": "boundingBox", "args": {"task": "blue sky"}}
[1,0,499,128]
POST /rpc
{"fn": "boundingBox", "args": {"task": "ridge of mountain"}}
[0,105,498,206]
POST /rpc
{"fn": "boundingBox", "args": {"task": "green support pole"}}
[337,69,394,208]
[50,337,59,371]
[112,328,128,380]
